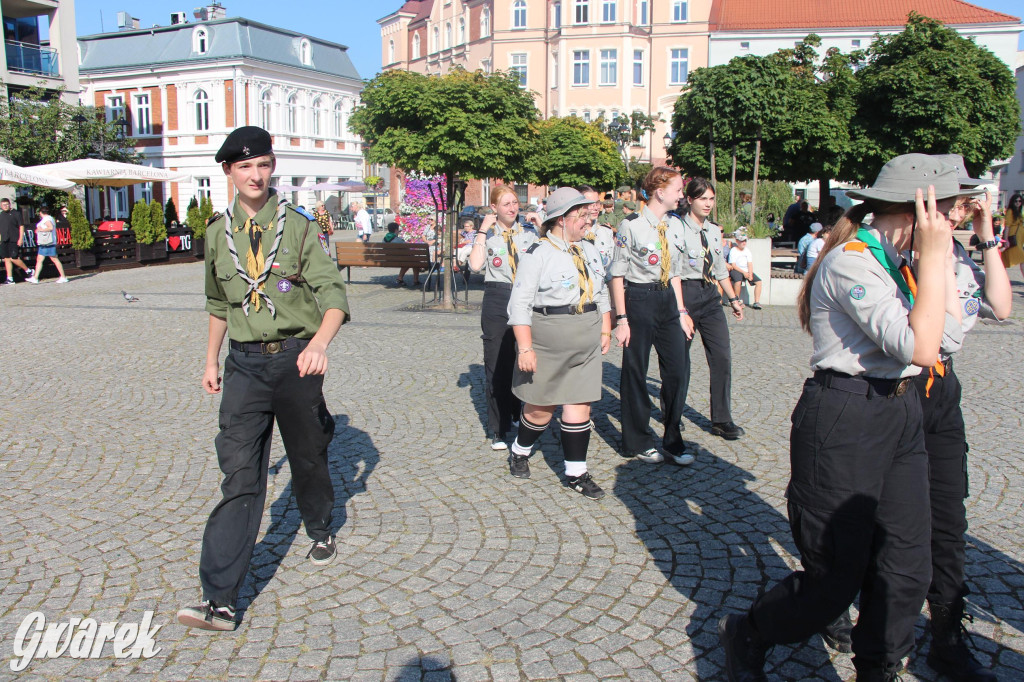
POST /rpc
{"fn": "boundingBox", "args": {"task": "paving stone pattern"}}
[0,263,1022,681]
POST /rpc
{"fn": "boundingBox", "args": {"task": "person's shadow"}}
[457,363,489,434]
[613,444,848,680]
[235,413,379,615]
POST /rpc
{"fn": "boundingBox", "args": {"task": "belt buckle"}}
[892,378,909,398]
[265,341,282,354]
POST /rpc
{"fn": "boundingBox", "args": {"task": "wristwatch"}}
[976,238,999,251]
[615,314,628,321]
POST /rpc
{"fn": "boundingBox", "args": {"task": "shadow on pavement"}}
[235,413,379,615]
[393,655,458,680]
[457,363,489,434]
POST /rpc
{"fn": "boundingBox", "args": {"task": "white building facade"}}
[997,52,1024,205]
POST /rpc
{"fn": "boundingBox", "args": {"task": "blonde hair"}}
[490,185,518,207]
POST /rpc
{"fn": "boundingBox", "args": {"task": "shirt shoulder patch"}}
[206,211,223,227]
[525,243,540,254]
[625,212,639,220]
[843,241,867,253]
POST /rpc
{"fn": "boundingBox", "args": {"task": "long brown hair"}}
[678,177,715,217]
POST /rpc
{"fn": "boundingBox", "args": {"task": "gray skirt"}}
[513,309,602,406]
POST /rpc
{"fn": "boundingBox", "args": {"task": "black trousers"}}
[199,344,336,605]
[681,280,732,424]
[480,286,520,436]
[914,366,969,605]
[619,284,689,456]
[751,376,931,669]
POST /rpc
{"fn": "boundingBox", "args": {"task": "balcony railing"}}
[5,40,60,77]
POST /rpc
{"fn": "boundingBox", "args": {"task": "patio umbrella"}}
[26,159,191,187]
[310,180,367,192]
[273,183,306,193]
[0,160,75,190]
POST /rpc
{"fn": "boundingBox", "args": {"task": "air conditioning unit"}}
[193,7,208,21]
[170,12,188,25]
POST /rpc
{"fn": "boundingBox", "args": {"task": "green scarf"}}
[856,226,914,305]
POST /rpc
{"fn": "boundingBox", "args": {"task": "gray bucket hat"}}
[846,153,975,203]
[544,187,593,221]
[930,153,985,188]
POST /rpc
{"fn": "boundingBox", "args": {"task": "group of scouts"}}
[177,124,1008,682]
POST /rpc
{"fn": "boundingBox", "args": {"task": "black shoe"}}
[307,536,337,565]
[508,453,531,479]
[926,600,996,682]
[177,600,237,631]
[718,613,769,682]
[712,422,745,440]
[750,302,762,310]
[854,660,905,682]
[820,609,853,653]
[566,472,605,500]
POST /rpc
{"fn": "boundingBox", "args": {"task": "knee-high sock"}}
[511,412,547,456]
[560,420,591,477]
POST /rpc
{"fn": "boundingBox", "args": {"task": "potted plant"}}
[187,196,206,257]
[67,195,97,268]
[132,200,167,261]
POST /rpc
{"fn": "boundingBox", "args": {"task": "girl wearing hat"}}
[719,154,968,681]
[469,186,539,450]
[505,188,611,499]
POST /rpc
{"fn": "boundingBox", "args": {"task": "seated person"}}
[795,221,822,274]
[727,234,762,309]
[456,217,476,269]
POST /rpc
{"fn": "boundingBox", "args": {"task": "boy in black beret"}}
[178,126,351,631]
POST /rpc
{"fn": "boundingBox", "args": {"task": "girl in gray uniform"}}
[719,154,970,682]
[505,188,612,499]
[469,186,539,450]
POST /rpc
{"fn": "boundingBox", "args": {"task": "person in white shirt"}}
[351,201,372,243]
[805,227,828,271]
[726,234,763,309]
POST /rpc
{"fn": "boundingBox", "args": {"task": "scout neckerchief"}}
[897,253,947,397]
[224,193,287,316]
[684,214,714,284]
[502,225,521,278]
[542,234,594,313]
[856,226,913,304]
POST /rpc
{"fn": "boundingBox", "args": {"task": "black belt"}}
[682,278,715,288]
[813,370,912,399]
[626,281,667,290]
[533,303,598,315]
[485,281,513,290]
[229,337,309,355]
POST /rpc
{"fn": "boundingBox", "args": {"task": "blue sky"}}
[74,0,1023,81]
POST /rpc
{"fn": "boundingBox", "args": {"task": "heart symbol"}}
[168,236,181,250]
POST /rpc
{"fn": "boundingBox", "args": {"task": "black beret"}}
[216,126,273,164]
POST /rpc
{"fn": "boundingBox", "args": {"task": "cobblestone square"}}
[0,262,1021,680]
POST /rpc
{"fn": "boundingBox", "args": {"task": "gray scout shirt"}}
[474,225,539,283]
[809,227,964,379]
[675,214,728,282]
[609,207,686,283]
[507,236,610,326]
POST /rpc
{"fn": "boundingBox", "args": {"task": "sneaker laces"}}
[306,539,331,558]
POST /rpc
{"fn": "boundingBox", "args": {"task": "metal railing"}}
[5,40,60,77]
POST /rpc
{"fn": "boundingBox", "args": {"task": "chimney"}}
[206,3,227,20]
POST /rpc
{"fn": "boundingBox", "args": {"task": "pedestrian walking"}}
[718,154,973,681]
[1,197,34,283]
[505,187,612,499]
[314,201,333,255]
[468,185,539,450]
[1001,192,1023,276]
[352,200,372,243]
[675,178,746,442]
[608,167,695,465]
[26,206,68,284]
[177,126,350,632]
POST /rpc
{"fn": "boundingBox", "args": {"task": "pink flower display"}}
[398,173,446,243]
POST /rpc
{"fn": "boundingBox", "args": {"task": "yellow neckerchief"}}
[235,217,269,312]
[542,233,593,313]
[500,224,521,278]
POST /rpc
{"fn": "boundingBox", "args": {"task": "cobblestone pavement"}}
[0,262,1022,681]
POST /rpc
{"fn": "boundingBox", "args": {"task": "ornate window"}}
[388,40,395,64]
[194,88,209,131]
[480,8,490,37]
[445,22,452,48]
[193,27,209,54]
[311,97,322,137]
[286,93,298,134]
[458,18,466,44]
[259,90,273,130]
[333,100,344,138]
[513,0,527,28]
[412,33,421,59]
[299,38,312,65]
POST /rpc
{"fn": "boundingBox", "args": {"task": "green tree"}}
[848,13,1020,183]
[599,112,657,167]
[529,116,624,189]
[148,199,166,242]
[199,196,214,224]
[164,198,179,228]
[130,199,152,244]
[186,198,205,239]
[66,195,93,250]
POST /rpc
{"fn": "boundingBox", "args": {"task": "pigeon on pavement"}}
[121,290,140,302]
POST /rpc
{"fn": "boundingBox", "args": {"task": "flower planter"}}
[191,237,205,258]
[136,241,168,262]
[75,248,97,268]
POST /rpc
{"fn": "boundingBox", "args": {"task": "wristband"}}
[601,332,612,338]
[679,309,689,316]
[976,239,999,251]
[615,314,628,321]
[617,319,629,326]
[728,297,740,303]
[518,347,534,354]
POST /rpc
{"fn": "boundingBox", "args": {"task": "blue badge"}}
[689,259,697,267]
[615,235,627,247]
[277,279,293,293]
[964,298,980,316]
[850,285,866,300]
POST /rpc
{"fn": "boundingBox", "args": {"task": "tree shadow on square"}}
[235,412,379,616]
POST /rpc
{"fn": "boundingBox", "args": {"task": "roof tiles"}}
[709,0,1020,31]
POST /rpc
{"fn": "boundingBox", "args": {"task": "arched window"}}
[193,27,209,54]
[480,9,490,38]
[311,97,322,137]
[513,0,527,28]
[194,88,209,132]
[432,26,439,52]
[445,22,452,48]
[412,33,421,59]
[258,89,273,130]
[286,93,298,134]
[299,38,312,65]
[333,100,344,138]
[388,39,395,64]
[458,18,466,44]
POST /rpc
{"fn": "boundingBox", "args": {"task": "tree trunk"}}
[818,177,831,217]
[730,145,737,218]
[751,136,761,228]
[441,174,455,310]
[709,128,717,223]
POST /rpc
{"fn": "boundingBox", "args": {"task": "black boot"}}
[854,659,904,681]
[718,613,769,682]
[926,599,996,682]
[820,608,853,653]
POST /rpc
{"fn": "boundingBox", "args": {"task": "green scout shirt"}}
[205,193,350,343]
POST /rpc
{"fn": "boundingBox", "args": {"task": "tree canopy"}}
[530,116,624,189]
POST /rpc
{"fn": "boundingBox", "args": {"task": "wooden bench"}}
[335,242,431,283]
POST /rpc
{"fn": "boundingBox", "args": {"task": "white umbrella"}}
[26,159,191,187]
[0,160,75,190]
[311,180,367,192]
[274,183,306,192]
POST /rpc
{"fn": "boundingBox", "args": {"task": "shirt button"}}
[262,332,268,337]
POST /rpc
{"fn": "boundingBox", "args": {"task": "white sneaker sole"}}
[636,451,664,463]
[490,441,507,451]
[176,609,235,631]
[672,453,696,466]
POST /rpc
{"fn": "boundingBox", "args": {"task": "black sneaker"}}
[750,302,762,310]
[307,536,336,565]
[509,453,531,479]
[566,472,605,500]
[712,422,745,440]
[177,600,236,631]
[820,609,853,653]
[490,434,508,451]
[718,613,769,682]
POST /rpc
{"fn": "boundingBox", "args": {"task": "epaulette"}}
[625,212,639,220]
[206,211,223,226]
[843,242,866,252]
[525,243,541,254]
